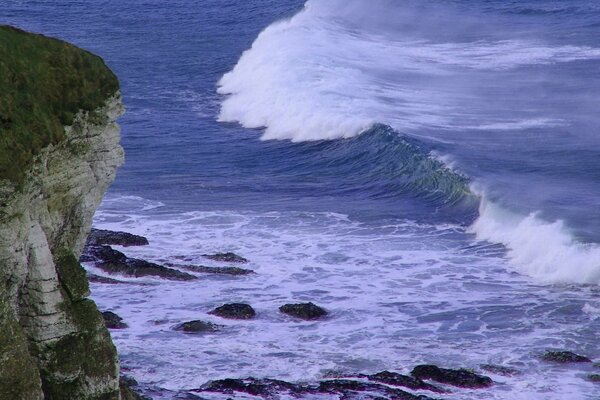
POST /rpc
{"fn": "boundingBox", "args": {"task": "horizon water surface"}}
[3,1,600,399]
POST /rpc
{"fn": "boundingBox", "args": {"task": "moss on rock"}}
[0,25,119,185]
[0,284,43,400]
[55,248,90,301]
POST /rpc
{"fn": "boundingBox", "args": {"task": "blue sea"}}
[3,1,600,398]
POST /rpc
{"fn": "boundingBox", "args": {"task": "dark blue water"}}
[3,1,600,398]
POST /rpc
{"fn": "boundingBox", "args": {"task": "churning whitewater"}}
[218,0,600,284]
[5,0,600,399]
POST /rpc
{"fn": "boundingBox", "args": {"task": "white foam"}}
[469,196,600,284]
[217,0,600,141]
[89,203,599,398]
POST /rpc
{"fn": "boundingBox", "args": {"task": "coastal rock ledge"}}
[0,26,126,399]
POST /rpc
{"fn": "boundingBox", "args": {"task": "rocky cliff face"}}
[0,96,124,400]
[0,26,126,397]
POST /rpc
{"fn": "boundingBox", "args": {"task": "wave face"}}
[218,0,600,141]
[219,0,600,284]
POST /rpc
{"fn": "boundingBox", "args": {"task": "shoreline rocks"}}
[102,311,128,329]
[84,245,197,281]
[87,228,149,247]
[279,302,327,320]
[172,320,222,333]
[171,263,254,276]
[209,303,256,320]
[411,365,493,388]
[541,350,592,363]
[203,252,249,263]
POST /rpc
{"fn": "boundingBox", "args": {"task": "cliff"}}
[0,26,125,399]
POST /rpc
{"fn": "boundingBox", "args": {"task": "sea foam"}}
[470,196,600,284]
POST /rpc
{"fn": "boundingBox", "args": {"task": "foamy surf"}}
[470,197,600,284]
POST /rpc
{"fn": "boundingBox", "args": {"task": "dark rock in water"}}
[199,378,301,397]
[203,252,248,263]
[99,257,197,281]
[88,228,149,247]
[318,379,431,400]
[120,376,147,400]
[541,351,592,363]
[169,263,254,276]
[411,365,493,388]
[195,376,439,400]
[81,244,128,264]
[480,364,520,376]
[172,320,221,333]
[102,311,128,329]
[87,245,197,281]
[588,374,600,382]
[209,303,256,319]
[279,302,328,320]
[367,371,445,393]
[88,273,127,284]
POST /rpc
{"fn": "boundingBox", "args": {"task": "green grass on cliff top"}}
[0,25,119,185]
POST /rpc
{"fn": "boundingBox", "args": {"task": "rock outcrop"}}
[0,25,125,399]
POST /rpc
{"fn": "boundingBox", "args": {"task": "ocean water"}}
[3,1,600,399]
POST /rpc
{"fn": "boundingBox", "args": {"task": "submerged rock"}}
[367,371,444,393]
[87,245,197,281]
[120,376,146,400]
[88,274,127,284]
[541,351,592,363]
[87,228,149,247]
[318,379,432,400]
[171,263,254,276]
[480,364,520,376]
[411,365,493,388]
[102,311,128,329]
[279,302,328,320]
[203,252,249,263]
[588,374,600,382]
[200,378,301,397]
[172,320,221,333]
[209,303,256,319]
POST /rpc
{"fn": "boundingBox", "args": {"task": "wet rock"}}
[209,303,256,320]
[88,274,127,284]
[318,379,431,400]
[172,320,221,333]
[102,311,128,329]
[480,364,520,376]
[367,371,444,393]
[279,302,328,320]
[81,244,127,264]
[120,376,147,400]
[411,365,493,388]
[588,374,600,382]
[201,378,301,397]
[203,252,248,263]
[88,228,149,247]
[170,263,254,276]
[87,245,197,281]
[541,351,592,363]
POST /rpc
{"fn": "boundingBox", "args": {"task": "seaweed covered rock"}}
[87,228,149,247]
[203,252,249,263]
[172,320,222,333]
[279,302,328,320]
[209,303,256,319]
[87,245,197,281]
[411,365,493,388]
[541,351,591,364]
[102,311,128,329]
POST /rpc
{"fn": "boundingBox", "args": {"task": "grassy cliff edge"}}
[0,25,119,184]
